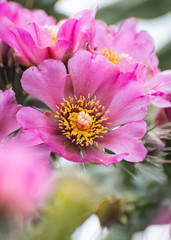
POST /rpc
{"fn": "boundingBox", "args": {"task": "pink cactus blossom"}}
[0,138,52,217]
[89,18,171,108]
[17,50,149,166]
[0,1,96,66]
[0,88,21,141]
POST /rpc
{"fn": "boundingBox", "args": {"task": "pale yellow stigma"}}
[101,47,132,65]
[77,111,92,130]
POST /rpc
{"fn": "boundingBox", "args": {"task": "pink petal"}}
[0,18,51,66]
[113,18,154,63]
[98,121,147,163]
[105,72,149,128]
[17,107,58,133]
[82,146,127,166]
[93,20,116,50]
[21,59,67,111]
[0,89,21,141]
[68,50,120,102]
[145,70,171,107]
[17,107,84,163]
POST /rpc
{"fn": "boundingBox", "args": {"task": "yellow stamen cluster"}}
[101,47,132,65]
[101,47,119,65]
[55,95,109,147]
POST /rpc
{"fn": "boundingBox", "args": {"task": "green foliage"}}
[157,41,171,70]
[96,0,171,25]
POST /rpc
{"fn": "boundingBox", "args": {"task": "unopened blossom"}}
[89,18,171,107]
[0,88,21,141]
[0,138,52,217]
[0,1,96,66]
[155,94,171,124]
[17,50,149,166]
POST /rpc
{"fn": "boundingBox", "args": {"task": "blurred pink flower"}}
[0,138,52,217]
[0,1,96,66]
[0,88,21,141]
[17,50,149,166]
[89,18,171,108]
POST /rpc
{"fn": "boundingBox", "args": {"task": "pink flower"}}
[0,1,96,66]
[0,0,23,23]
[89,18,171,107]
[0,138,52,217]
[0,0,55,25]
[0,88,21,141]
[17,50,149,166]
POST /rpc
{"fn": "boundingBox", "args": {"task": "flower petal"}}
[21,59,67,111]
[113,18,154,63]
[145,70,171,107]
[82,146,127,166]
[99,121,147,163]
[68,50,120,103]
[17,107,84,163]
[0,89,21,141]
[0,18,51,65]
[105,72,149,127]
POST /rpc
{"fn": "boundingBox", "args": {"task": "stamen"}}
[54,95,109,147]
[101,47,132,64]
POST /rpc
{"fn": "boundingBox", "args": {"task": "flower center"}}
[54,95,110,147]
[101,47,132,64]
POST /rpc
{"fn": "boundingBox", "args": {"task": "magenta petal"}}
[105,73,149,128]
[99,121,147,163]
[68,50,119,100]
[0,18,50,65]
[82,146,127,166]
[145,70,171,107]
[21,59,67,111]
[17,107,84,162]
[17,107,58,133]
[0,89,21,141]
[113,18,154,63]
[40,132,85,163]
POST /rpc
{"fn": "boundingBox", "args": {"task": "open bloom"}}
[0,138,52,217]
[17,50,149,166]
[89,18,171,107]
[0,1,96,66]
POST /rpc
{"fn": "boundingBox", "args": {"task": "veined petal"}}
[68,50,120,101]
[105,72,149,128]
[113,18,154,63]
[17,107,58,133]
[82,146,127,166]
[98,121,147,162]
[0,18,51,66]
[21,59,67,111]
